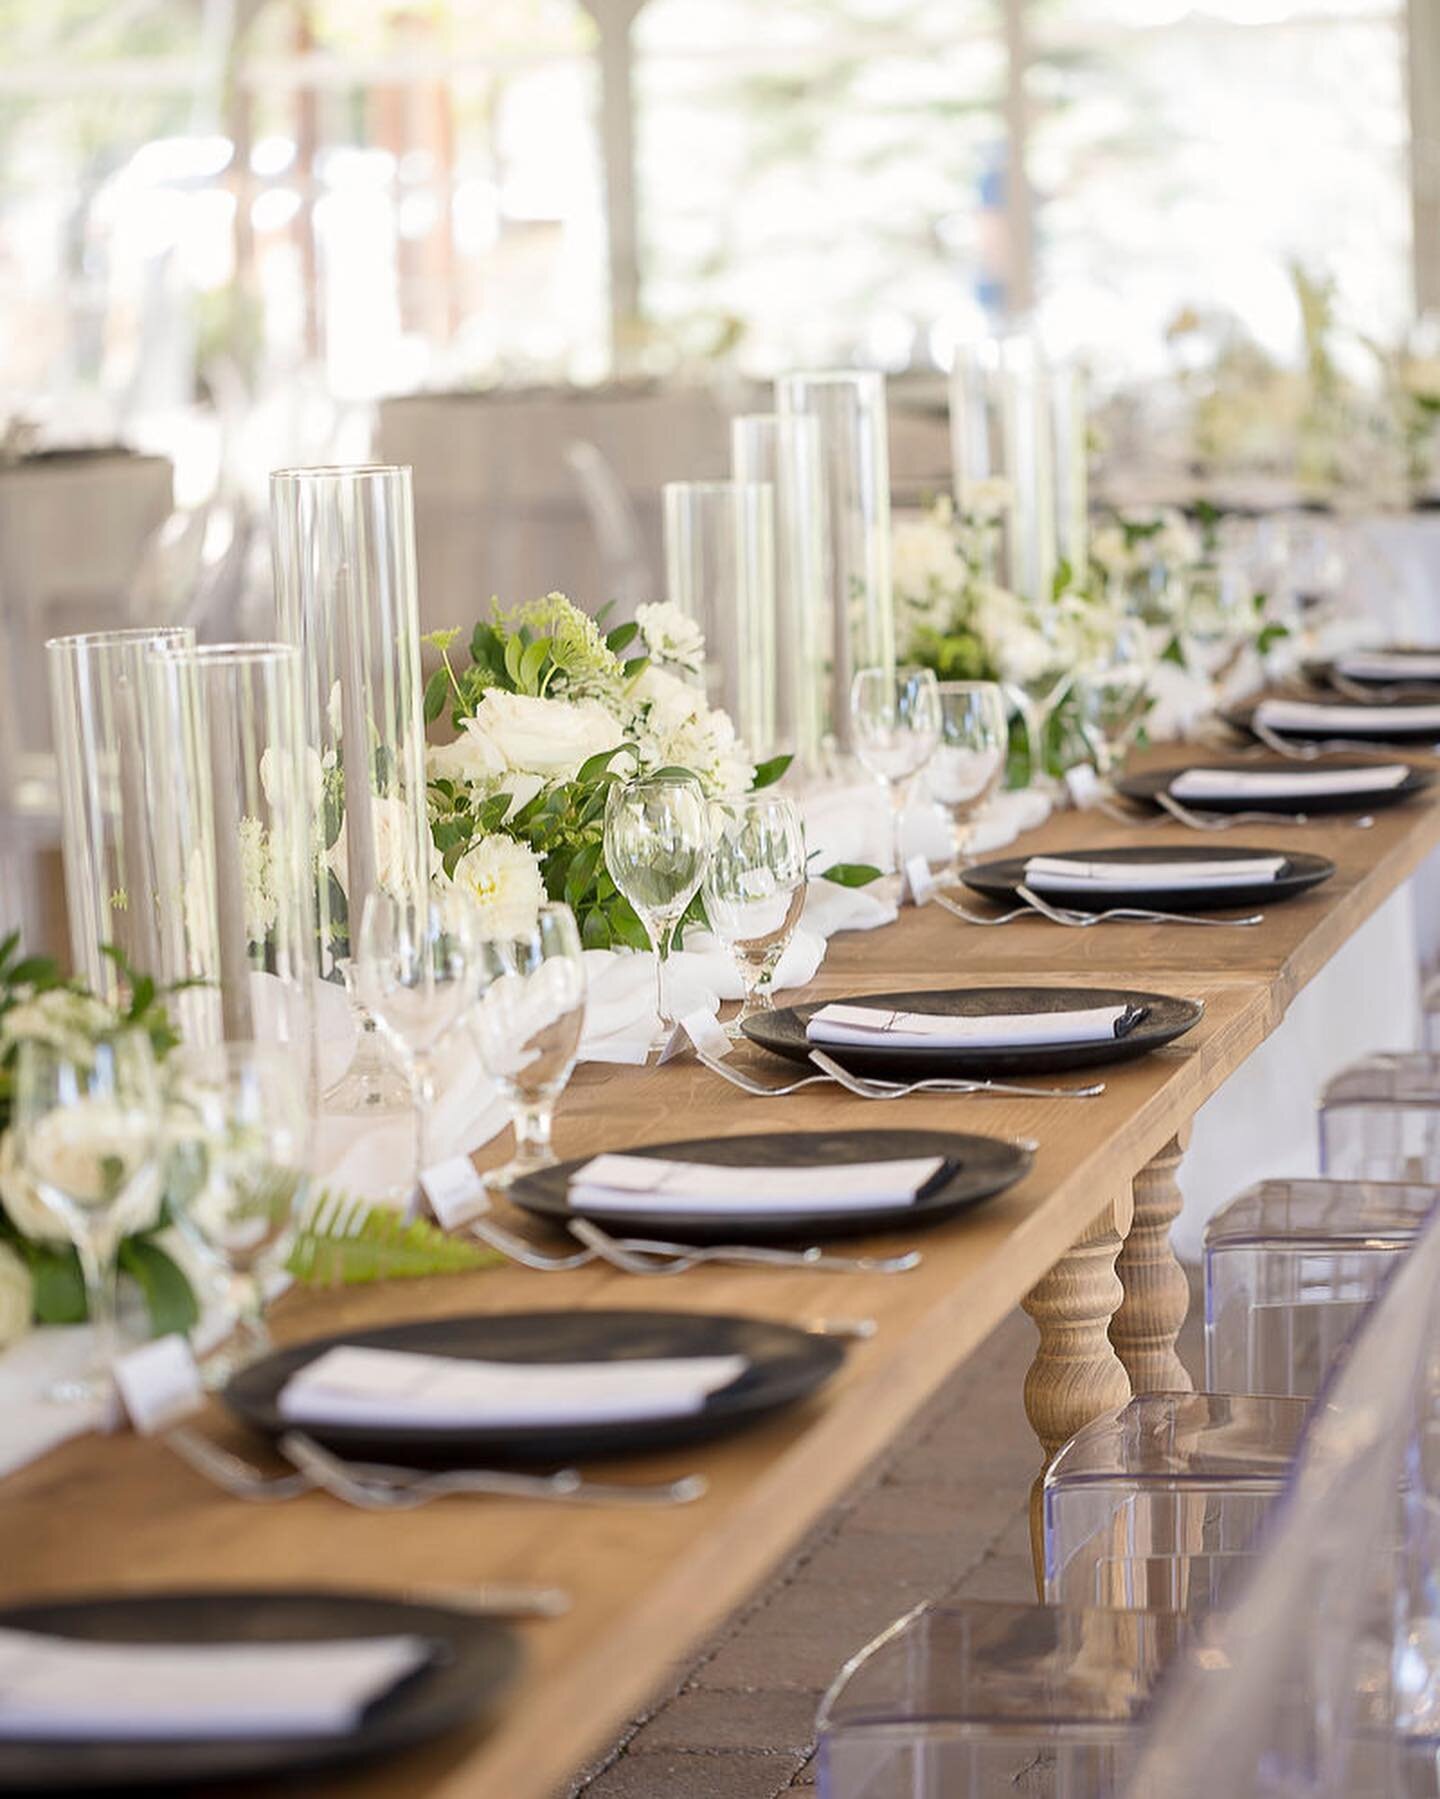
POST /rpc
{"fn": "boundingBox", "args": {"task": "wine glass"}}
[1075,617,1153,779]
[470,903,586,1187]
[171,1043,311,1381]
[703,793,809,1035]
[13,1032,163,1401]
[356,892,483,1199]
[1006,629,1072,797]
[849,666,941,888]
[930,681,1009,877]
[603,772,711,1051]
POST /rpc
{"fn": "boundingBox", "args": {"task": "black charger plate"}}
[0,1589,519,1792]
[1304,651,1440,694]
[1222,699,1440,745]
[225,1309,844,1464]
[742,985,1203,1078]
[509,1128,1030,1244]
[961,845,1334,914]
[1115,758,1432,817]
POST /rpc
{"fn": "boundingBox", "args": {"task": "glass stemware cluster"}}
[703,792,809,1033]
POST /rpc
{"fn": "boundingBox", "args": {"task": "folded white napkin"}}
[1023,855,1285,893]
[806,1001,1135,1050]
[1254,697,1440,735]
[1336,651,1440,682]
[278,1344,749,1429]
[0,1628,428,1741]
[1169,764,1411,801]
[568,1151,947,1215]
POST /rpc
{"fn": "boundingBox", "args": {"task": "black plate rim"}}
[507,1128,1032,1243]
[1114,759,1433,815]
[960,845,1335,914]
[223,1308,845,1461]
[0,1587,520,1792]
[740,984,1205,1076]
[1223,699,1440,745]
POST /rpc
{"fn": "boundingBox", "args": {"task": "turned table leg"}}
[1111,1131,1195,1396]
[1022,1194,1133,1592]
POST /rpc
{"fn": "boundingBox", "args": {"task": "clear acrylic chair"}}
[1422,973,1440,1054]
[1204,1178,1433,1399]
[1126,1202,1440,1796]
[815,1599,1193,1798]
[1319,1055,1440,1183]
[1043,1392,1308,1612]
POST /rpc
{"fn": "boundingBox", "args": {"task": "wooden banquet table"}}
[5,752,1440,1799]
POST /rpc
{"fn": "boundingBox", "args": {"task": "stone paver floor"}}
[568,1285,1205,1798]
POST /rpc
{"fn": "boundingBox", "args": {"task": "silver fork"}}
[1251,719,1436,761]
[567,1217,921,1276]
[695,1050,837,1097]
[1012,883,1263,929]
[469,1215,596,1271]
[806,1047,1103,1100]
[1154,790,1375,832]
[279,1432,709,1510]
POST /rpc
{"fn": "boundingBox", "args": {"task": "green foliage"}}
[909,625,996,684]
[819,862,883,888]
[287,1190,503,1287]
[118,1236,199,1336]
[751,753,793,791]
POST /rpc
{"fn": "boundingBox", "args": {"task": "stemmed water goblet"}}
[13,1031,164,1402]
[849,666,941,891]
[930,681,1008,878]
[356,892,484,1199]
[171,1042,311,1382]
[703,793,808,1036]
[1075,617,1153,779]
[470,903,587,1188]
[602,772,711,1052]
[1006,634,1072,797]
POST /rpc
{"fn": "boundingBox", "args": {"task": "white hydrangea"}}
[891,502,969,629]
[447,835,546,938]
[0,1243,33,1350]
[634,603,705,676]
[237,817,279,946]
[626,665,754,795]
[0,989,113,1063]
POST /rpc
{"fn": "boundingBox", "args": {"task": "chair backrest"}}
[1126,1204,1440,1796]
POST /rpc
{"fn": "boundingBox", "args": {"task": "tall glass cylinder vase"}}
[775,370,895,755]
[270,466,430,1115]
[145,644,315,1082]
[949,336,1057,605]
[46,626,194,999]
[662,480,778,762]
[1049,362,1089,581]
[730,413,827,776]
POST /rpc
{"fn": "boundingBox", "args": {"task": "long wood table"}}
[5,762,1440,1799]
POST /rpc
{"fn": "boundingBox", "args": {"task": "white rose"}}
[448,835,546,938]
[0,1243,33,1350]
[260,743,324,816]
[0,1131,68,1244]
[326,794,426,895]
[635,603,705,675]
[0,990,114,1060]
[467,691,624,778]
[428,717,508,789]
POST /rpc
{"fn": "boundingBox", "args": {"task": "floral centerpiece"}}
[0,935,200,1350]
[422,593,870,949]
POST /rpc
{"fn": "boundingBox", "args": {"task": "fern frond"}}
[287,1188,501,1287]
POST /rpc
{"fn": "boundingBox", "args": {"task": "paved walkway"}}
[568,1286,1205,1799]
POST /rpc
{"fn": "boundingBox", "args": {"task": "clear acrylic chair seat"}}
[1319,1054,1440,1184]
[1043,1392,1308,1613]
[815,1599,1192,1799]
[1204,1178,1433,1399]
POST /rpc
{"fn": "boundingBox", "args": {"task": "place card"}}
[278,1344,749,1429]
[568,1151,949,1215]
[420,1157,491,1231]
[1169,764,1410,801]
[0,1628,429,1740]
[1024,854,1284,893]
[1064,764,1104,810]
[806,1001,1137,1050]
[113,1334,205,1436]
